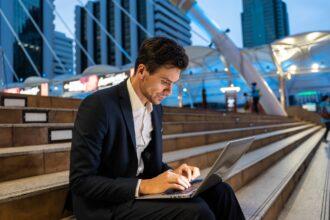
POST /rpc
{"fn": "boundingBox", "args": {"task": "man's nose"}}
[164,84,173,96]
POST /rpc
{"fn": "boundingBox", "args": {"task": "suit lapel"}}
[118,79,136,148]
[151,105,162,149]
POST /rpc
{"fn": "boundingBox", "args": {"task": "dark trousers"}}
[112,182,245,220]
[252,97,259,114]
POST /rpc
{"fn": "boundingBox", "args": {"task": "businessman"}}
[70,37,245,220]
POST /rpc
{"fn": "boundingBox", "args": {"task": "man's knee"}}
[216,182,235,195]
[179,200,215,220]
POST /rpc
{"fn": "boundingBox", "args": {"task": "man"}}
[70,37,245,220]
[319,95,330,142]
[251,82,261,114]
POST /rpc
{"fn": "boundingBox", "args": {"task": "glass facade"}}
[121,0,131,65]
[93,2,101,64]
[241,0,289,48]
[153,0,191,46]
[80,7,87,72]
[75,0,191,69]
[137,0,147,48]
[107,0,116,65]
[13,0,43,81]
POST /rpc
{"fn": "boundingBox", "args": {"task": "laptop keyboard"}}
[164,180,202,195]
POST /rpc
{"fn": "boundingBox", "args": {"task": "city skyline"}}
[54,0,330,48]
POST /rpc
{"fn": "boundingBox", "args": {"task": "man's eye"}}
[161,80,170,86]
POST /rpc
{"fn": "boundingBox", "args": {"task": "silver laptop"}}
[137,136,255,200]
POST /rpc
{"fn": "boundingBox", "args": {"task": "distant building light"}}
[297,91,317,97]
[311,63,319,72]
[220,84,240,93]
[287,73,292,80]
[288,65,297,73]
[20,86,40,95]
[302,102,316,112]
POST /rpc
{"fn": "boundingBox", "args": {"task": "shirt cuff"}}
[135,179,142,197]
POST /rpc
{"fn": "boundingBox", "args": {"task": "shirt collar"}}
[127,78,153,113]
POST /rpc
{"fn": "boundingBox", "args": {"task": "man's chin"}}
[151,98,163,105]
[151,100,161,105]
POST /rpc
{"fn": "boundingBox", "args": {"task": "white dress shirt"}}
[126,78,153,197]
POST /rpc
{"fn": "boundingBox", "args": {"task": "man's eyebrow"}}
[160,77,174,83]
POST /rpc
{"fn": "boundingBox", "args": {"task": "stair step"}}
[236,129,325,220]
[163,122,305,152]
[0,92,81,109]
[0,105,294,126]
[0,127,317,201]
[0,124,312,182]
[0,171,68,220]
[0,106,77,124]
[278,141,330,220]
[164,125,315,164]
[0,123,73,147]
[225,126,320,191]
[164,122,304,140]
[0,127,321,219]
[0,120,302,148]
[163,112,294,123]
[163,121,295,134]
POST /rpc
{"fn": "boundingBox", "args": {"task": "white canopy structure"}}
[82,65,121,76]
[169,0,287,116]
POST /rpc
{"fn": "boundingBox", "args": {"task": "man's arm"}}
[69,94,138,204]
[161,162,173,172]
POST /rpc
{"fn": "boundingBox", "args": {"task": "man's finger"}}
[168,172,190,188]
[191,167,200,179]
[182,166,192,181]
[168,183,185,191]
[175,175,190,189]
[179,175,191,188]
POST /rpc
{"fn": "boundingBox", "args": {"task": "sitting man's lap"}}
[73,182,245,220]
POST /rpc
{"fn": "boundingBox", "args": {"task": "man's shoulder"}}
[85,82,123,102]
[79,83,125,111]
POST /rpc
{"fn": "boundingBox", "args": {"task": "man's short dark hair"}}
[134,36,189,74]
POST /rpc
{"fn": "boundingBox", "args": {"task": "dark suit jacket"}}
[69,79,171,219]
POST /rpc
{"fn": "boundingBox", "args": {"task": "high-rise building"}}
[75,0,191,74]
[0,0,55,83]
[53,31,73,75]
[241,0,289,48]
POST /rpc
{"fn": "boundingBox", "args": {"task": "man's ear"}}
[138,64,146,80]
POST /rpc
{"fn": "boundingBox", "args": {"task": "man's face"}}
[139,65,181,105]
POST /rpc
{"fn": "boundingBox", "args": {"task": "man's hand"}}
[173,163,200,182]
[139,170,191,195]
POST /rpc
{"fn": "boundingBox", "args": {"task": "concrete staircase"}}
[0,93,328,220]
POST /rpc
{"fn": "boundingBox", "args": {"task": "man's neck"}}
[130,77,148,106]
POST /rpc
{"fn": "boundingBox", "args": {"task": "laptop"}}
[137,136,255,200]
